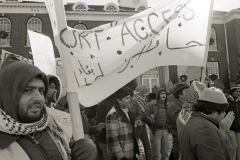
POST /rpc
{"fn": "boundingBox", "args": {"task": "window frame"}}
[74,24,87,30]
[26,17,42,46]
[0,17,11,47]
[209,27,218,51]
[207,61,220,78]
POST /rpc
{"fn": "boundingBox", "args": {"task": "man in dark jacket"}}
[167,83,189,160]
[145,88,170,160]
[227,86,240,160]
[179,87,229,160]
[0,55,97,160]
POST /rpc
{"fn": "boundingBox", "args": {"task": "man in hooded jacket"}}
[0,55,97,160]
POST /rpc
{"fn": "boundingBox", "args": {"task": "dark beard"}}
[18,107,45,123]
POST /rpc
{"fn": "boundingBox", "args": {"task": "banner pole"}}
[201,0,214,83]
[45,0,84,140]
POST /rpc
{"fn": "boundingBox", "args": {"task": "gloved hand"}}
[120,157,129,160]
[221,111,235,130]
[71,138,98,160]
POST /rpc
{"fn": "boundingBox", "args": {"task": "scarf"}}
[0,107,71,160]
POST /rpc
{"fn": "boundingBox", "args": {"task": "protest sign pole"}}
[201,0,214,83]
[45,0,84,140]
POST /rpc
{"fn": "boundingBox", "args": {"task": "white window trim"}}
[26,17,42,46]
[74,24,87,30]
[135,4,148,12]
[104,3,119,12]
[2,0,22,2]
[0,17,11,46]
[72,2,89,11]
[209,27,218,51]
[207,61,220,78]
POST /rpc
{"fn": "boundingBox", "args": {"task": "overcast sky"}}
[149,0,240,12]
[21,0,240,12]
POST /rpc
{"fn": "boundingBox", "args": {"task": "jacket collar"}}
[191,111,220,128]
[113,103,135,125]
[0,131,21,149]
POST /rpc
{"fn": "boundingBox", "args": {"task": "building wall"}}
[67,20,110,29]
[0,13,58,58]
[226,19,240,79]
[208,23,228,81]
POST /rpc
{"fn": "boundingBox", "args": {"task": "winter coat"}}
[129,94,150,127]
[0,130,64,160]
[227,99,240,132]
[166,98,183,153]
[0,130,98,160]
[144,100,168,133]
[179,112,229,160]
[106,104,139,160]
[96,99,113,144]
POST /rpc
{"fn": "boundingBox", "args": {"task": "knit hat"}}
[229,86,240,95]
[180,75,188,82]
[114,87,130,100]
[198,87,228,109]
[185,81,206,104]
[135,85,147,96]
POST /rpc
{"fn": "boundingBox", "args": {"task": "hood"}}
[0,55,48,122]
[47,74,62,103]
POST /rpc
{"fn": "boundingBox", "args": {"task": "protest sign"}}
[47,107,72,138]
[46,0,213,107]
[28,30,56,75]
[1,49,33,65]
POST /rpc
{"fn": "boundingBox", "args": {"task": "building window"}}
[137,6,147,12]
[0,17,11,46]
[209,27,217,51]
[74,24,87,30]
[142,74,159,94]
[104,3,119,12]
[106,5,117,12]
[207,62,219,78]
[72,2,88,11]
[26,17,42,46]
[3,0,22,2]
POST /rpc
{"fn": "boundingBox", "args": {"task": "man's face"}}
[213,111,226,122]
[18,78,45,123]
[47,82,57,103]
[117,95,131,109]
[179,88,188,101]
[232,88,240,99]
[159,91,166,100]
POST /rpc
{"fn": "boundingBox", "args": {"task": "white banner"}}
[28,30,56,75]
[46,0,213,107]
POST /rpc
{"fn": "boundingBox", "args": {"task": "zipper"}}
[27,133,52,160]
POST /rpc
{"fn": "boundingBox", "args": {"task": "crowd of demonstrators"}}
[0,55,97,159]
[3,54,240,160]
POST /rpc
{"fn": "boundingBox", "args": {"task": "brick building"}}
[0,0,239,93]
